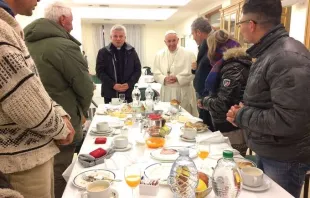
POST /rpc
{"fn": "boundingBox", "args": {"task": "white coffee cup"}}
[113,135,128,149]
[81,180,113,198]
[241,167,264,187]
[111,98,120,105]
[96,122,109,132]
[182,128,197,139]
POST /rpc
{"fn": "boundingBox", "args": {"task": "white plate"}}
[73,169,116,190]
[180,135,196,142]
[144,163,173,185]
[150,146,197,162]
[180,126,209,133]
[242,177,272,192]
[112,143,132,152]
[91,127,114,133]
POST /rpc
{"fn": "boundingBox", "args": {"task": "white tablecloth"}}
[62,103,293,198]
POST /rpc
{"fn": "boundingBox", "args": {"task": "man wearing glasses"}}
[227,0,310,197]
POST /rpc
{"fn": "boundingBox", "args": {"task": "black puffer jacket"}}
[96,43,141,99]
[203,47,251,131]
[235,25,310,163]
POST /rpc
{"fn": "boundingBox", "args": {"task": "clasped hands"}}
[226,102,244,127]
[56,116,75,146]
[113,83,129,92]
[164,75,178,85]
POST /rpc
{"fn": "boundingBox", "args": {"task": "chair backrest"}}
[138,87,159,101]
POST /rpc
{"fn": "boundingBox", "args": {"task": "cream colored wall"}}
[142,24,173,68]
[289,0,309,43]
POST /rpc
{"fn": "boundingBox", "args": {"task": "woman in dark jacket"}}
[201,30,252,156]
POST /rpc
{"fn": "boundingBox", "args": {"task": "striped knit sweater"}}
[0,8,70,174]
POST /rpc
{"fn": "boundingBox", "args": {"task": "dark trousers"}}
[199,108,215,132]
[257,155,310,198]
[104,97,133,104]
[54,144,76,198]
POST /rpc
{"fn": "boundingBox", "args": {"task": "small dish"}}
[180,135,196,142]
[242,177,272,192]
[112,143,133,152]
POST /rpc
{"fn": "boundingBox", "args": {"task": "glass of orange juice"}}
[124,164,141,198]
[196,140,211,170]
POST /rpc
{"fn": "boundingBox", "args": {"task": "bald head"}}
[164,30,179,52]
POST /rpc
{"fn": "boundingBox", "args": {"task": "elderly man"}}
[153,30,198,116]
[0,0,74,198]
[96,24,141,104]
[24,2,94,197]
[191,17,214,130]
[227,0,310,197]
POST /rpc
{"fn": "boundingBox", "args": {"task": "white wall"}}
[142,24,174,68]
[289,0,309,43]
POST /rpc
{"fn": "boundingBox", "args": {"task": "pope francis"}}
[153,30,198,116]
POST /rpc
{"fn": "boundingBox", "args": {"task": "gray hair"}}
[110,24,127,36]
[44,2,72,23]
[191,17,212,34]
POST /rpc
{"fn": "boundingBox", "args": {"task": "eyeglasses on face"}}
[236,19,257,26]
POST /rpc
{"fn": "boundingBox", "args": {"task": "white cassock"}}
[153,46,198,117]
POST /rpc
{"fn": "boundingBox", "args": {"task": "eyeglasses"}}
[236,19,257,26]
[236,19,270,26]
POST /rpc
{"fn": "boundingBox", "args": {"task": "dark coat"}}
[193,39,212,98]
[203,47,251,132]
[235,25,310,163]
[96,43,141,99]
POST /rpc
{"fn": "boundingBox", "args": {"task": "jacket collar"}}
[247,24,289,58]
[0,8,23,38]
[106,42,133,53]
[0,0,14,17]
[197,39,208,63]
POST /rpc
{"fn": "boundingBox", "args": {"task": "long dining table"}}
[62,102,293,198]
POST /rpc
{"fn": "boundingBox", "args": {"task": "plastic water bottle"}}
[145,84,154,100]
[168,149,198,198]
[132,84,141,107]
[212,150,242,198]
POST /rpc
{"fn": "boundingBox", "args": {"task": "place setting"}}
[241,167,272,192]
[111,135,133,152]
[90,122,121,136]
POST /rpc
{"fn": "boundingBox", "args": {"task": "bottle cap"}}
[179,148,189,156]
[223,150,233,159]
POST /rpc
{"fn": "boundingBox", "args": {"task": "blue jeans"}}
[257,155,310,198]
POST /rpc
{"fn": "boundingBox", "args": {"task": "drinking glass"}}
[196,140,211,170]
[124,164,141,198]
[119,94,126,103]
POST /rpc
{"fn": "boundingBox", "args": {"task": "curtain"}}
[81,23,144,74]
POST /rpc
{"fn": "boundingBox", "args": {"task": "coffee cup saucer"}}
[180,135,196,142]
[112,143,132,152]
[91,127,113,133]
[242,177,271,192]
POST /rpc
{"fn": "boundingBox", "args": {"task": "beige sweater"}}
[0,189,23,198]
[0,8,70,173]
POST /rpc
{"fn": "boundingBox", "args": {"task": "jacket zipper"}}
[112,54,118,97]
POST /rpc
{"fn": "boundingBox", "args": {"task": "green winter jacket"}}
[24,18,94,144]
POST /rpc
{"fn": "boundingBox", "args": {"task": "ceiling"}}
[58,0,218,25]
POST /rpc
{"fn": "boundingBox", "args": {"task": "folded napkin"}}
[78,149,115,168]
[197,131,229,144]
